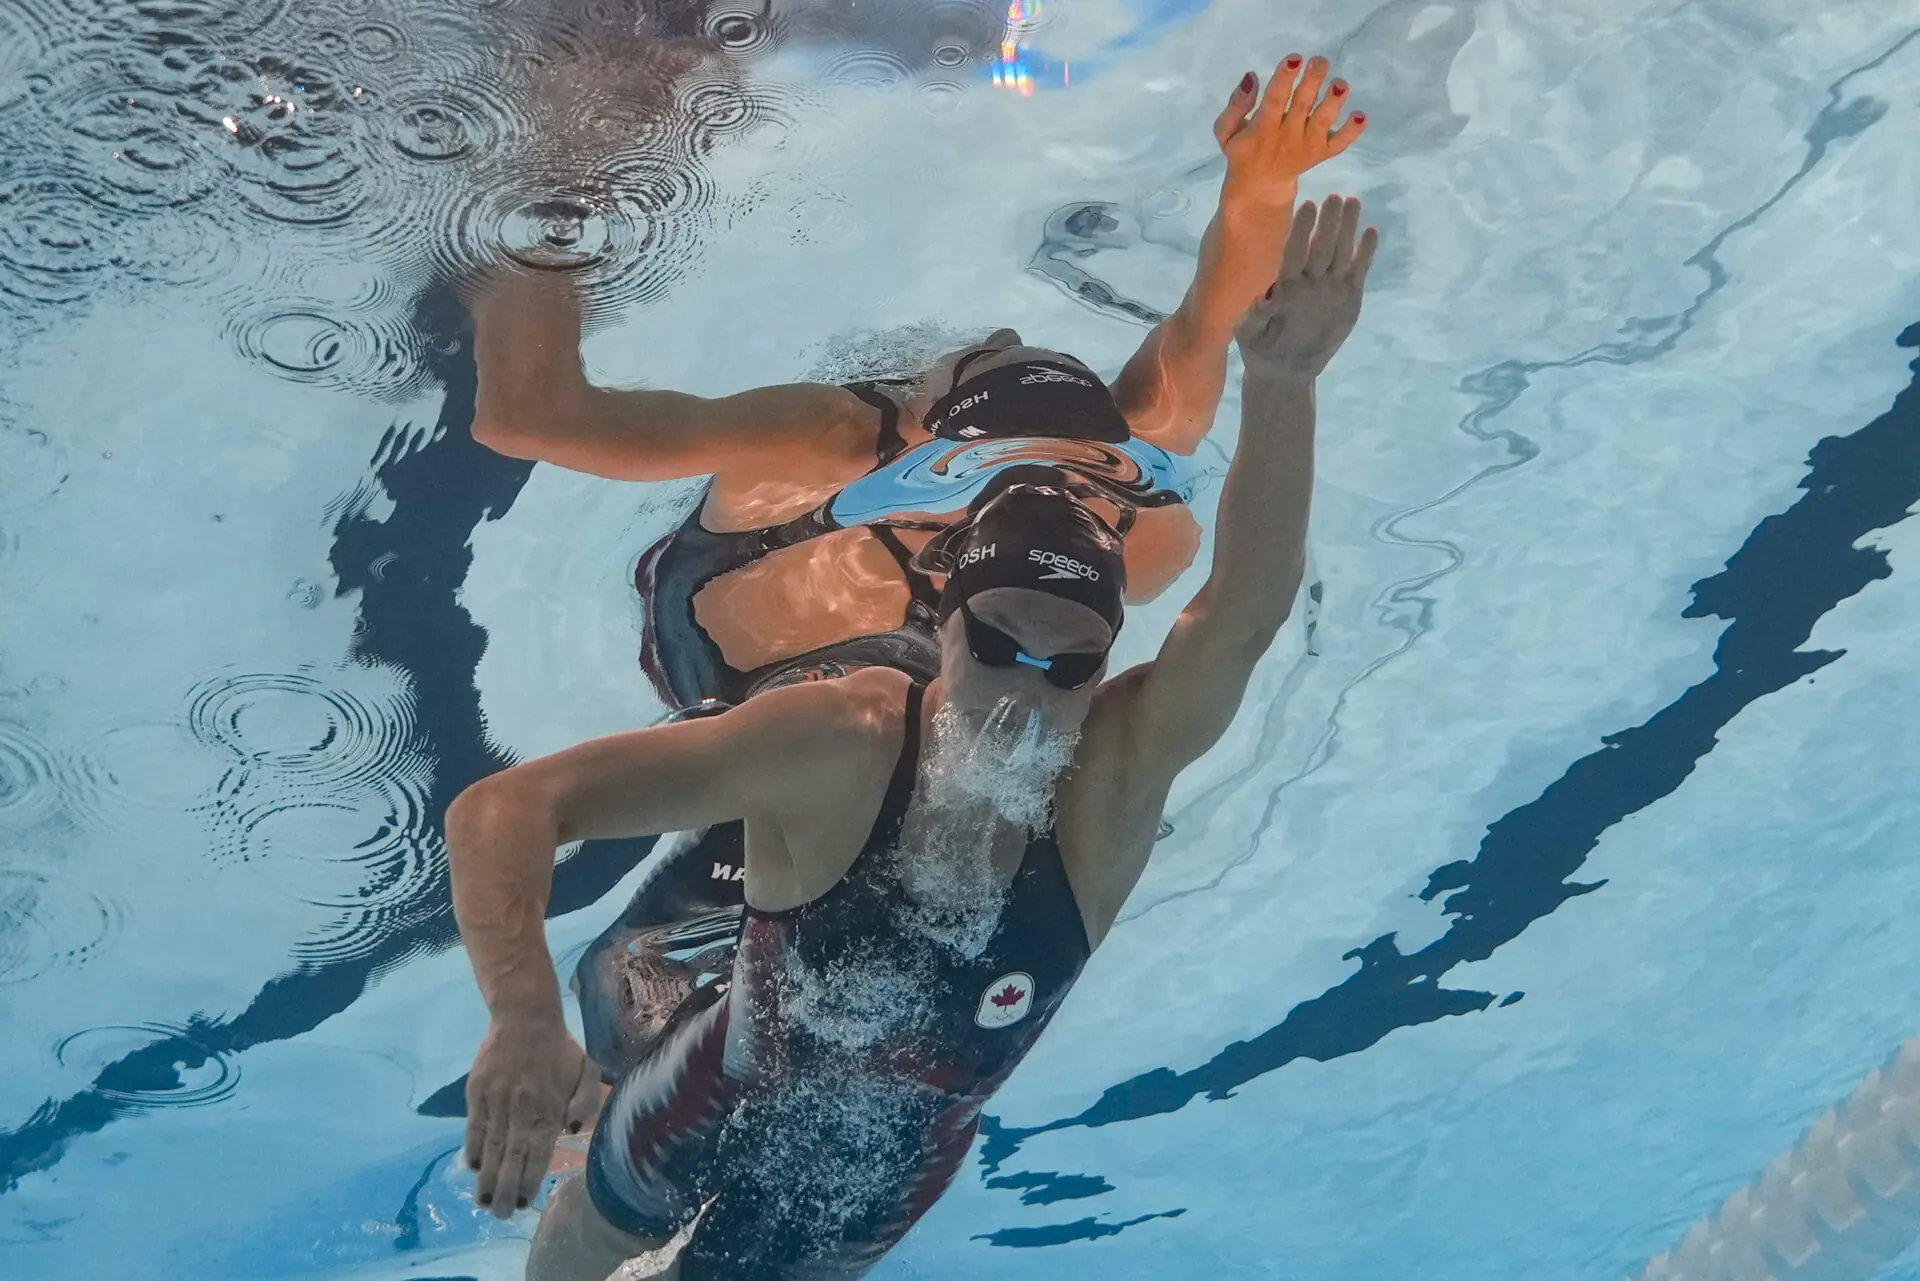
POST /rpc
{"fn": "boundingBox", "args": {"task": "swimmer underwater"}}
[448,57,1378,1281]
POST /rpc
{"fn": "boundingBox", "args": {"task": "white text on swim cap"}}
[955,542,997,570]
[1030,548,1100,581]
[1018,368,1094,388]
[941,388,990,421]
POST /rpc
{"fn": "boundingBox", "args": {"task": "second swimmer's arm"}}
[470,271,877,484]
[1112,56,1365,455]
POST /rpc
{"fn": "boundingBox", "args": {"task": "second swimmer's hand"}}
[1214,55,1367,214]
[465,1014,603,1219]
[1236,195,1379,380]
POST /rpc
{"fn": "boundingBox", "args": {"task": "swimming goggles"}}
[955,598,1109,691]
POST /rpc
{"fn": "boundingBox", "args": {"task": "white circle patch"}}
[975,972,1034,1030]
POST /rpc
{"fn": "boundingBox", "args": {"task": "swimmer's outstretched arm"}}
[1118,197,1377,778]
[1112,55,1365,457]
[471,270,881,485]
[445,683,850,1220]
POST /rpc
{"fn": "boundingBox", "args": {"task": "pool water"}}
[2,1,1919,1279]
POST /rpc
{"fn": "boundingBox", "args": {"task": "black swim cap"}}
[922,355,1131,444]
[930,472,1126,635]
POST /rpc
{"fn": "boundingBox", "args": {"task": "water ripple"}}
[0,722,61,831]
[677,75,779,139]
[180,54,375,228]
[55,1021,239,1107]
[64,715,224,825]
[185,669,418,793]
[821,48,913,91]
[226,302,428,398]
[0,865,127,985]
[703,4,778,55]
[210,774,440,962]
[0,171,129,306]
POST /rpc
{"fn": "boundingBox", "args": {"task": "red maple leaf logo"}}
[991,983,1027,1009]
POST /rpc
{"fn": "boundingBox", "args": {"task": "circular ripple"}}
[212,775,437,963]
[703,3,775,54]
[386,92,486,163]
[0,866,126,985]
[47,63,220,210]
[0,722,60,830]
[821,49,912,91]
[65,717,224,824]
[677,77,773,138]
[54,1021,238,1107]
[918,81,965,114]
[227,304,427,397]
[0,172,127,306]
[185,670,417,793]
[184,54,373,228]
[497,193,617,269]
[349,20,406,63]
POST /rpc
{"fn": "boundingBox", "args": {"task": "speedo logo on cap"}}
[954,542,996,571]
[1018,368,1094,388]
[1030,548,1099,581]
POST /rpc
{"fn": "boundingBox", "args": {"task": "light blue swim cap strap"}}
[828,436,1208,529]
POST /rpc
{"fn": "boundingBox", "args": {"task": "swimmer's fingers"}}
[1307,78,1350,138]
[1277,200,1319,280]
[1350,224,1382,285]
[1264,54,1329,128]
[1306,196,1348,275]
[563,1050,604,1137]
[474,1084,513,1213]
[463,1077,490,1175]
[496,1086,563,1218]
[1324,108,1368,160]
[1213,71,1259,149]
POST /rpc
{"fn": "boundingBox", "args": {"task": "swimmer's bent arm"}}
[446,684,838,1026]
[471,271,880,485]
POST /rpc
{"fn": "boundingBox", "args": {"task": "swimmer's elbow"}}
[446,774,562,867]
[471,388,582,462]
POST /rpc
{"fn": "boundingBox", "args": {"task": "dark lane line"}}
[0,290,656,1193]
[980,322,1920,1178]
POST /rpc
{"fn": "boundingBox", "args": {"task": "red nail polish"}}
[1264,284,1274,300]
[1284,55,1302,71]
[1331,83,1347,96]
[1352,112,1366,124]
[1239,72,1255,94]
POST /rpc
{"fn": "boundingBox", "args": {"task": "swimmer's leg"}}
[528,1175,678,1281]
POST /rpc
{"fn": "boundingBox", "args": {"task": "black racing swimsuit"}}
[635,379,940,711]
[583,683,1092,1279]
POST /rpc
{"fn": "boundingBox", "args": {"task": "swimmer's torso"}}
[582,677,1121,1273]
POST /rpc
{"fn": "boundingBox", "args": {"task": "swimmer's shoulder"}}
[731,667,913,794]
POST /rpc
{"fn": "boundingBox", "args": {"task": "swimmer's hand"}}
[1236,196,1379,380]
[465,1016,603,1219]
[1214,55,1366,213]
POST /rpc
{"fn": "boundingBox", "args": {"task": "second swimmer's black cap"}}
[928,467,1126,635]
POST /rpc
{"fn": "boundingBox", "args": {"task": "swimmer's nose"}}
[984,327,1022,348]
